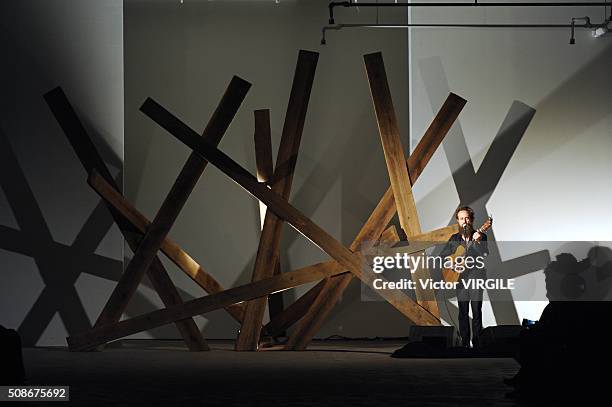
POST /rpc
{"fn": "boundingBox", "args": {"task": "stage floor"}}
[22,340,521,406]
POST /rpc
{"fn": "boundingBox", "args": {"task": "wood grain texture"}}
[67,237,421,351]
[88,171,245,322]
[284,224,401,350]
[67,259,349,351]
[253,108,285,332]
[380,225,400,243]
[365,52,440,317]
[254,109,274,185]
[284,92,466,349]
[411,224,459,242]
[44,87,208,351]
[408,93,466,184]
[374,227,458,257]
[236,51,319,351]
[264,279,326,337]
[141,98,439,323]
[364,52,421,237]
[69,223,441,351]
[266,225,396,337]
[94,76,251,329]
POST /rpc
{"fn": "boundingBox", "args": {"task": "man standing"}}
[441,206,489,348]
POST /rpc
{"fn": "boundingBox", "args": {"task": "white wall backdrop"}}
[408,2,612,325]
[0,0,124,346]
[3,1,609,346]
[124,0,413,340]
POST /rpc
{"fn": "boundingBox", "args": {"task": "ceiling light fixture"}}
[593,26,609,36]
[320,1,612,45]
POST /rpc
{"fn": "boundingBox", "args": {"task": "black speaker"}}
[0,326,26,385]
[408,325,457,349]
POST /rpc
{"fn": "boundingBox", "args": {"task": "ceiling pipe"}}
[570,16,591,43]
[328,1,612,24]
[320,21,596,45]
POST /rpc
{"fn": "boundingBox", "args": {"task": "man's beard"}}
[462,223,475,239]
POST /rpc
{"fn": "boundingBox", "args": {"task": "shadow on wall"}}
[418,56,550,326]
[0,19,185,345]
[521,42,612,159]
[0,127,117,345]
[124,0,411,338]
[505,246,612,401]
[415,44,612,327]
[278,64,550,332]
[0,124,191,346]
[544,246,612,302]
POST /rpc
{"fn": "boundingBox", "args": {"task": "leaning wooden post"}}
[236,50,319,351]
[253,109,286,332]
[364,52,439,318]
[87,172,245,322]
[89,77,250,337]
[44,87,208,351]
[141,98,439,325]
[66,221,456,351]
[283,92,466,349]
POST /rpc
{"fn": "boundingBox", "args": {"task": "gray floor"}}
[21,340,523,406]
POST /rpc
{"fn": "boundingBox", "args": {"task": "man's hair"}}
[454,206,475,220]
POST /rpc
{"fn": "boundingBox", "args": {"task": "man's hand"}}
[473,231,483,241]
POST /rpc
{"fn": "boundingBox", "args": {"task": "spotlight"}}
[593,26,608,37]
[592,25,610,38]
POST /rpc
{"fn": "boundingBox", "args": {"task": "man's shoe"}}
[504,389,522,399]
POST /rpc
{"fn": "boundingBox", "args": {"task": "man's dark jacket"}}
[439,231,489,279]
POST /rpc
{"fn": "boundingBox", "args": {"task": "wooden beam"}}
[266,224,453,336]
[364,52,439,317]
[285,92,466,349]
[409,95,465,184]
[411,224,459,242]
[380,225,401,243]
[264,279,325,337]
[364,52,421,237]
[284,274,346,350]
[43,87,208,351]
[237,51,318,350]
[268,225,399,341]
[143,256,210,350]
[90,166,454,340]
[254,109,274,186]
[253,109,285,332]
[141,97,438,324]
[284,225,400,350]
[88,171,245,323]
[67,259,348,351]
[361,225,460,262]
[66,224,444,352]
[93,76,251,330]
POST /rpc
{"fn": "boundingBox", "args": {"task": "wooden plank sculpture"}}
[364,52,439,318]
[50,49,470,352]
[253,109,285,331]
[44,88,209,351]
[236,51,319,351]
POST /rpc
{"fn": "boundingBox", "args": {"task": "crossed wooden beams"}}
[55,49,467,352]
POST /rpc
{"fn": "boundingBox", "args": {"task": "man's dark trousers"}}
[457,288,483,348]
